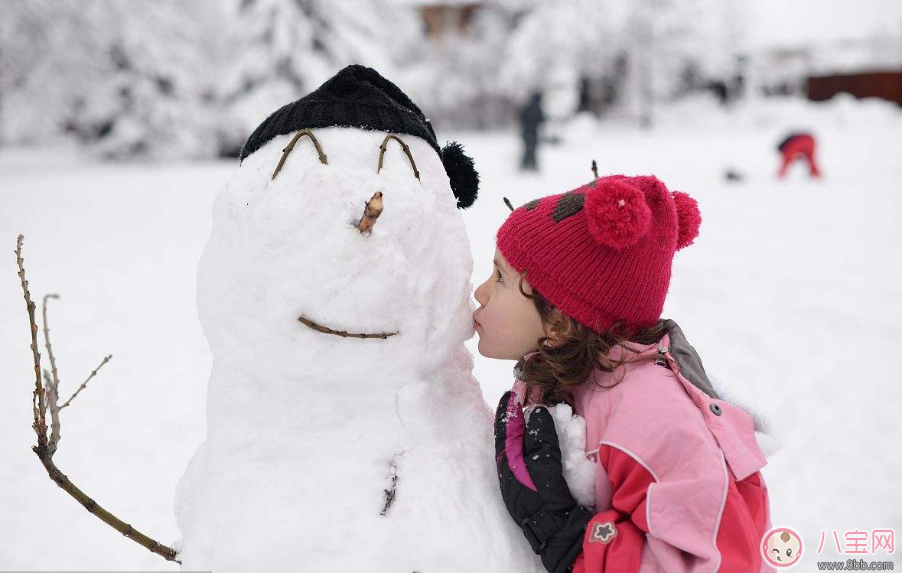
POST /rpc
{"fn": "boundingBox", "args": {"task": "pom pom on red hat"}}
[672,190,701,249]
[585,179,652,249]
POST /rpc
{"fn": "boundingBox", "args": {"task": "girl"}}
[474,174,773,572]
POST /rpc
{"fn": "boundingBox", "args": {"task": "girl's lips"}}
[473,318,481,329]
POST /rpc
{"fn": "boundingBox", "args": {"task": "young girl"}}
[474,174,773,573]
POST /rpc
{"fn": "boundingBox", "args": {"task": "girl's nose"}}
[474,280,487,306]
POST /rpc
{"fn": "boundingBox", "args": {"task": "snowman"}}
[173,65,553,572]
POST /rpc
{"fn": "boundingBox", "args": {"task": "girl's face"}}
[473,248,551,360]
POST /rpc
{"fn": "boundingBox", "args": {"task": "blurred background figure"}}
[776,132,821,179]
[519,91,544,172]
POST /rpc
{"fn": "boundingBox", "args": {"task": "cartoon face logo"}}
[761,527,803,568]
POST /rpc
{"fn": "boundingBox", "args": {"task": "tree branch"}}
[16,235,47,450]
[60,355,112,410]
[16,235,180,565]
[42,294,62,455]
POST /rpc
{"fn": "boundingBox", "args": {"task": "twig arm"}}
[16,235,47,449]
[16,235,180,565]
[60,354,112,410]
[33,450,181,563]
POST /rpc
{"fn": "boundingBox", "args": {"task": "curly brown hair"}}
[516,274,668,408]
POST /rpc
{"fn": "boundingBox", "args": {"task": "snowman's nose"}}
[356,191,384,234]
[356,134,420,234]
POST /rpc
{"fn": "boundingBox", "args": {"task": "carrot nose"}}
[356,191,384,234]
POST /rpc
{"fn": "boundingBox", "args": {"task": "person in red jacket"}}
[474,174,775,572]
[776,132,821,179]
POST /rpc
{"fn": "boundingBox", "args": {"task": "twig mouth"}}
[298,315,398,340]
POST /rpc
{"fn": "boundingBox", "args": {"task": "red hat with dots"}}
[496,174,701,337]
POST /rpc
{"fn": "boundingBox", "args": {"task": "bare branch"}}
[34,452,181,563]
[16,235,179,564]
[42,293,63,456]
[44,369,62,456]
[60,354,112,410]
[16,235,47,450]
[42,293,61,388]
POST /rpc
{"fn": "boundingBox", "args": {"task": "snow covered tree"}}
[218,0,421,152]
[0,0,222,160]
[0,2,106,145]
[400,2,516,129]
[622,0,744,125]
[495,0,746,126]
[72,1,223,159]
[499,0,626,119]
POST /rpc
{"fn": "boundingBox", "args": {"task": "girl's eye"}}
[786,549,792,557]
[495,269,504,282]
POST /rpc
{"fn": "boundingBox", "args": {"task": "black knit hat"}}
[240,65,479,209]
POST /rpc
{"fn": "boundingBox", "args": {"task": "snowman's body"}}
[174,127,545,572]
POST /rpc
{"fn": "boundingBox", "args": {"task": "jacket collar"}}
[656,333,768,480]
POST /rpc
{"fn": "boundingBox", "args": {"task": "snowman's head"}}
[197,67,480,382]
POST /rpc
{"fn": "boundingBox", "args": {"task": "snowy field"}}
[2,95,901,571]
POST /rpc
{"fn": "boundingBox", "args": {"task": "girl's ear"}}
[543,307,569,348]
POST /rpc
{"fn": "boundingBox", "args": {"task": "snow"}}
[543,404,596,508]
[1,95,901,570]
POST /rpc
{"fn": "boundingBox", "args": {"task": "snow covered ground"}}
[2,95,901,570]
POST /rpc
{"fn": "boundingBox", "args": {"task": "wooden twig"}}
[60,354,112,410]
[42,294,62,455]
[16,235,47,450]
[356,191,384,234]
[43,369,62,457]
[15,235,180,564]
[272,128,328,180]
[42,294,61,389]
[503,197,514,212]
[298,315,398,340]
[377,134,420,180]
[34,453,181,563]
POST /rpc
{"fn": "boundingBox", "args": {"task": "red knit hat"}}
[496,174,701,337]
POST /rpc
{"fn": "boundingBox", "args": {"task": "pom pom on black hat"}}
[441,141,479,209]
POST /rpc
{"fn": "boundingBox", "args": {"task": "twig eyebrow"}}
[272,128,328,180]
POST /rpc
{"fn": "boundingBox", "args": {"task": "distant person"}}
[708,80,728,106]
[777,132,821,179]
[724,168,744,183]
[519,92,545,172]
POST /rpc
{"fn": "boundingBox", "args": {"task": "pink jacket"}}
[521,333,774,573]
